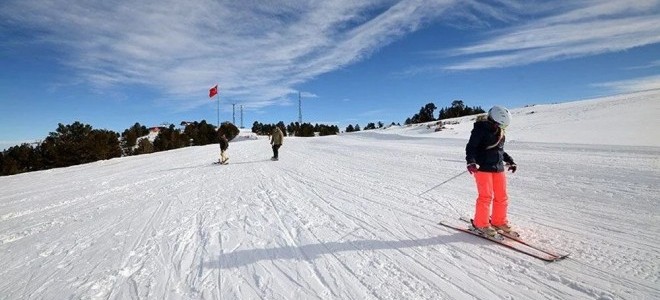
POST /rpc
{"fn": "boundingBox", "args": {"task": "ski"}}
[438,220,563,262]
[499,232,568,260]
[458,217,569,260]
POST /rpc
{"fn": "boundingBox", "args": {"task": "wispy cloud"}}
[627,60,660,70]
[444,0,660,70]
[0,0,449,110]
[592,75,660,93]
[4,0,658,112]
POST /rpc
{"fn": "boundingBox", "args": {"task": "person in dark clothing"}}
[465,105,517,237]
[218,132,229,164]
[270,127,283,160]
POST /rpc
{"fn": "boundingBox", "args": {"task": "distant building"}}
[148,126,167,134]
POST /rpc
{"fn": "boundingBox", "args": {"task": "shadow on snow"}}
[204,233,472,269]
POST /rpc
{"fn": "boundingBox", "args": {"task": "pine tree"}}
[121,123,149,155]
[135,138,154,155]
[418,103,437,123]
[251,121,263,135]
[218,122,240,141]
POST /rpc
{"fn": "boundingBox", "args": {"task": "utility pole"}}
[298,91,302,124]
[232,103,236,125]
[240,105,244,128]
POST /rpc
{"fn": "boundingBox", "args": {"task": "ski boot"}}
[473,226,498,238]
[492,223,519,238]
[470,219,502,240]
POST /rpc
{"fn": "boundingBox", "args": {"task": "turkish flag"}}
[209,85,218,98]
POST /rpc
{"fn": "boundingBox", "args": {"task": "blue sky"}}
[1,0,659,149]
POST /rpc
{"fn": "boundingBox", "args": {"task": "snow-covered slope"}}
[232,129,260,142]
[0,91,659,299]
[374,89,660,147]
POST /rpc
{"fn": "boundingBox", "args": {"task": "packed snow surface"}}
[1,90,659,299]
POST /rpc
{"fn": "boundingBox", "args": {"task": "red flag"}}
[209,85,218,98]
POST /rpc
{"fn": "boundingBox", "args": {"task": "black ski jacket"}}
[219,135,229,151]
[465,120,514,172]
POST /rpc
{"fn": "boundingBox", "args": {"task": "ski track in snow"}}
[0,136,657,299]
[1,92,660,299]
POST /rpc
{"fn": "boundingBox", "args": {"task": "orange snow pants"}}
[473,171,508,228]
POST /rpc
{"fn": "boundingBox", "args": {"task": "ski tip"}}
[544,254,570,263]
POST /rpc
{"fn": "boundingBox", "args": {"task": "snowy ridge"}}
[231,129,260,142]
[362,88,660,147]
[0,91,659,299]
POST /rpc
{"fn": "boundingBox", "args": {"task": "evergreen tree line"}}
[1,122,122,176]
[1,120,239,176]
[122,121,239,155]
[345,121,400,132]
[405,100,485,125]
[251,121,287,136]
[2,100,485,176]
[251,121,340,137]
[344,100,482,133]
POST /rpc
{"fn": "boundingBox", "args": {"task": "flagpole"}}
[216,84,220,128]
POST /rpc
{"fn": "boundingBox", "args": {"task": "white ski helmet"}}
[488,105,512,127]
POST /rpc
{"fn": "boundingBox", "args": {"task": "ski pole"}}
[417,170,468,196]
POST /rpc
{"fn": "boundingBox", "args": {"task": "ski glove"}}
[467,163,478,174]
[507,163,517,173]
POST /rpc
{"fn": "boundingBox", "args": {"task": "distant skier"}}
[270,126,284,161]
[465,105,517,237]
[218,131,229,164]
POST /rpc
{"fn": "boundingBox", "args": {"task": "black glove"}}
[507,163,517,173]
[467,163,478,174]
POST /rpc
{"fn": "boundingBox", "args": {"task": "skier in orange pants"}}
[466,106,517,237]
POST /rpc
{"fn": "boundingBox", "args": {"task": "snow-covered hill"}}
[372,89,660,147]
[1,90,659,299]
